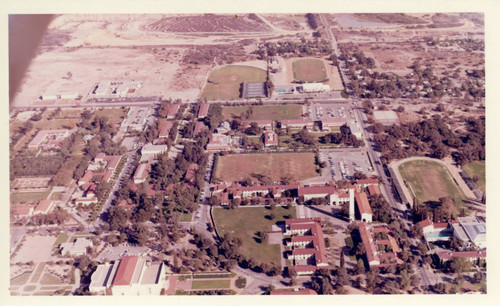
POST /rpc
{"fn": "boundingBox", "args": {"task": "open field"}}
[292,58,327,82]
[11,235,57,263]
[191,279,231,290]
[10,191,51,204]
[199,65,267,101]
[214,206,295,266]
[399,160,466,208]
[214,153,318,183]
[93,107,128,126]
[10,272,32,286]
[40,273,62,285]
[463,161,485,192]
[221,104,303,121]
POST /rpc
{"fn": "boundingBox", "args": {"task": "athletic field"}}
[214,152,318,183]
[200,65,267,101]
[292,59,327,82]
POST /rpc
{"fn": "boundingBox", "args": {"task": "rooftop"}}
[112,256,140,286]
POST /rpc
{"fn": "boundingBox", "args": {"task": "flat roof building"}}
[141,144,168,156]
[60,238,93,256]
[301,83,330,93]
[27,129,72,150]
[280,119,314,130]
[90,256,167,296]
[33,199,55,215]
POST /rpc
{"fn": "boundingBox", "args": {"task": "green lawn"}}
[463,161,485,192]
[40,273,62,285]
[200,65,267,101]
[52,233,69,248]
[399,160,466,208]
[10,191,51,204]
[214,152,318,183]
[292,58,328,82]
[93,107,128,126]
[214,206,296,267]
[221,104,303,121]
[31,262,47,283]
[10,272,32,286]
[180,212,193,222]
[191,279,231,290]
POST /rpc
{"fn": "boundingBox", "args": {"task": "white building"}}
[141,144,168,156]
[90,256,167,296]
[302,83,331,93]
[59,238,93,256]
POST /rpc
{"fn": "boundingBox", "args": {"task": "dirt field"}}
[147,14,271,32]
[398,160,466,208]
[260,14,305,31]
[11,235,58,263]
[199,65,267,101]
[292,59,328,83]
[214,152,318,183]
[221,104,303,121]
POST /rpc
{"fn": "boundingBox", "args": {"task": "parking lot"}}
[308,103,355,121]
[319,149,374,181]
[96,243,152,262]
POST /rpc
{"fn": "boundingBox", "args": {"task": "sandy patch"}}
[11,235,57,264]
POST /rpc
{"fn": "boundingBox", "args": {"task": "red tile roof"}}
[112,256,139,286]
[357,178,379,185]
[194,121,206,136]
[298,186,337,196]
[34,199,54,214]
[167,104,180,117]
[198,103,209,118]
[367,184,381,196]
[158,121,173,138]
[417,219,433,229]
[355,192,372,216]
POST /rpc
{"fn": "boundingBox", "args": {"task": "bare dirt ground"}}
[11,235,57,263]
[14,14,317,107]
[260,14,306,31]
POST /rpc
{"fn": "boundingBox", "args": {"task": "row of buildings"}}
[11,199,56,220]
[212,178,380,223]
[75,153,123,205]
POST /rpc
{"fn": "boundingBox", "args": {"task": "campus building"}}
[263,130,279,147]
[241,120,274,130]
[280,119,314,130]
[355,191,373,223]
[89,256,167,295]
[194,121,207,136]
[33,199,56,215]
[166,104,180,119]
[358,222,403,268]
[300,83,331,93]
[206,133,232,152]
[198,103,210,118]
[285,218,328,275]
[59,238,93,256]
[27,129,72,150]
[320,118,349,131]
[452,216,486,249]
[158,121,173,139]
